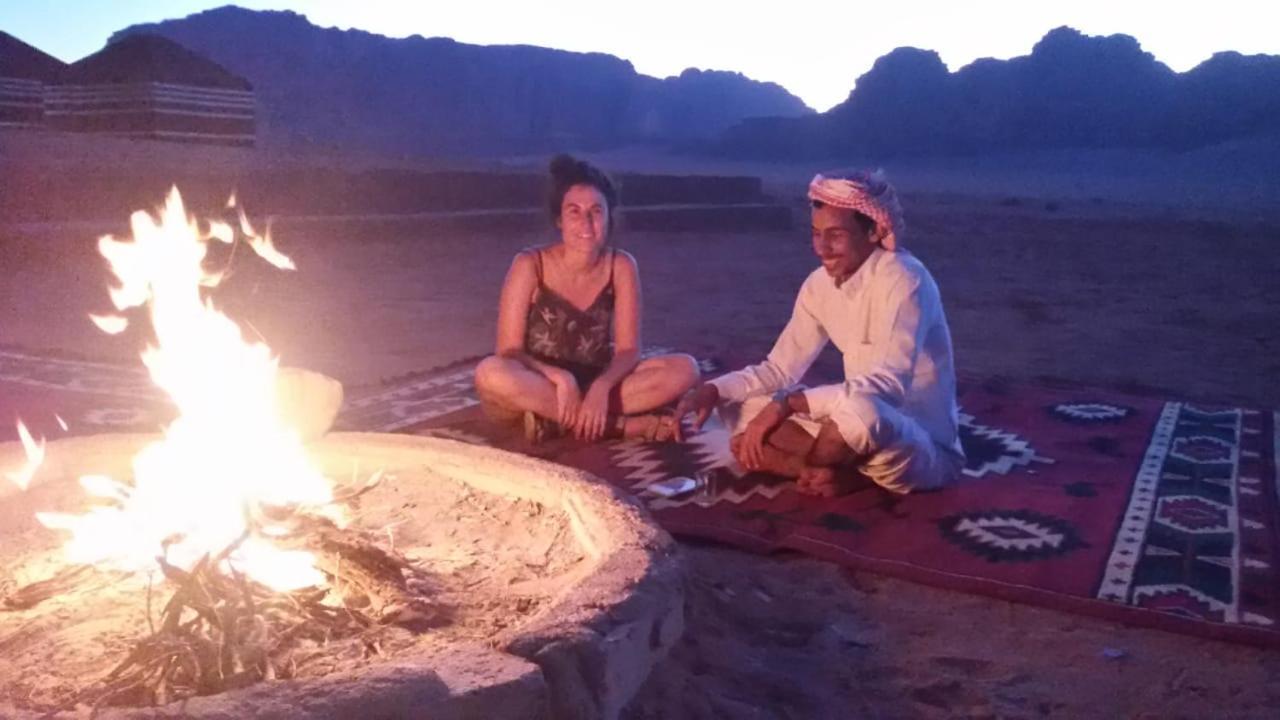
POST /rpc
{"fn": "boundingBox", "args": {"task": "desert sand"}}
[2,134,1279,718]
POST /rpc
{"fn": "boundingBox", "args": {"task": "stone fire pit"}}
[0,432,683,720]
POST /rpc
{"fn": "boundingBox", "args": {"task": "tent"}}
[46,33,255,146]
[0,31,66,128]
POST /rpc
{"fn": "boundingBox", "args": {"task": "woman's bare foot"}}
[796,465,873,497]
[621,413,680,442]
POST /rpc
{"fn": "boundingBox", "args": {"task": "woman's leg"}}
[607,354,700,440]
[473,355,559,421]
[615,354,700,414]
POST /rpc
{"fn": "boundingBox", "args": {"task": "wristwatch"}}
[771,389,797,418]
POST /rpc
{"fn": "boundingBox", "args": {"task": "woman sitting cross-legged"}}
[474,154,699,443]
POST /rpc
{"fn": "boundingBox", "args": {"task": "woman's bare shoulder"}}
[612,248,639,274]
[510,246,545,270]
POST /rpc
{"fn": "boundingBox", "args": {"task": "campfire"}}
[0,191,682,719]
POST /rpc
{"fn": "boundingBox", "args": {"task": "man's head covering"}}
[807,169,905,251]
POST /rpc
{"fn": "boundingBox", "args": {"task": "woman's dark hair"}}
[548,154,619,229]
[811,199,877,236]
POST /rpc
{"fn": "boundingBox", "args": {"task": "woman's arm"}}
[572,251,641,440]
[496,250,581,427]
[589,250,642,391]
[495,250,537,356]
[495,251,566,376]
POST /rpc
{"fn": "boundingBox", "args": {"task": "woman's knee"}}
[660,353,700,392]
[474,355,513,394]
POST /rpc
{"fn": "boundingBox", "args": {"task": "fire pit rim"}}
[0,431,684,720]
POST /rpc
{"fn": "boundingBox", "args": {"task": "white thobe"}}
[709,248,964,493]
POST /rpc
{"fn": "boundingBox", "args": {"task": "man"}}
[675,170,964,496]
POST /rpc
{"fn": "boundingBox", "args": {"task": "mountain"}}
[0,30,66,80]
[110,5,812,155]
[719,26,1280,159]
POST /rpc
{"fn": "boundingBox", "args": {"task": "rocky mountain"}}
[720,26,1280,158]
[111,5,812,155]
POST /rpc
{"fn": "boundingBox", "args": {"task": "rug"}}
[344,354,1280,648]
[4,348,1277,647]
[0,350,168,441]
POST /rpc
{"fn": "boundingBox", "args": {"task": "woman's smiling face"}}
[558,184,609,252]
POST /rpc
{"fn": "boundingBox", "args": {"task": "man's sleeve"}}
[804,273,927,418]
[710,280,829,403]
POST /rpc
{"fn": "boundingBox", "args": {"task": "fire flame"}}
[31,188,334,592]
[4,420,45,491]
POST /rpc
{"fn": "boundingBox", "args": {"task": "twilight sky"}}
[2,0,1277,111]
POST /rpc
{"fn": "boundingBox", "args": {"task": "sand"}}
[2,137,1279,718]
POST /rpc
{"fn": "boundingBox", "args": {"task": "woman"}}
[474,155,699,443]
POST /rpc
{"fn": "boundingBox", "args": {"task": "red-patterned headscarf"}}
[807,169,905,251]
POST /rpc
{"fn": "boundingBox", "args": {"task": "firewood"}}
[55,518,435,711]
[1,565,94,610]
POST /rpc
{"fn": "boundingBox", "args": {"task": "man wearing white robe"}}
[675,170,964,496]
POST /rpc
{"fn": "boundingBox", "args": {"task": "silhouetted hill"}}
[720,26,1280,159]
[0,30,66,80]
[110,5,811,156]
[1170,51,1280,148]
[59,33,250,89]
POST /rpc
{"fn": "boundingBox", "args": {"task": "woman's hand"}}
[547,369,581,428]
[574,380,611,441]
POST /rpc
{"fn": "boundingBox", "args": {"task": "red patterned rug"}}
[4,349,1278,647]
[338,352,1280,648]
[0,350,168,439]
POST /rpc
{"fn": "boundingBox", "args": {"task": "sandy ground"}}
[2,139,1280,718]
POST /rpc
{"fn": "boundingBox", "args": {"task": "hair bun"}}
[549,153,579,181]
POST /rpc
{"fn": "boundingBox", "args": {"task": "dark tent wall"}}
[0,31,66,128]
[44,34,255,146]
[0,78,45,128]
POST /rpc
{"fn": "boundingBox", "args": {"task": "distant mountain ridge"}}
[720,27,1280,158]
[112,5,813,155]
[106,12,1280,160]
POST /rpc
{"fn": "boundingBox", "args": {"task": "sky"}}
[3,1,1278,112]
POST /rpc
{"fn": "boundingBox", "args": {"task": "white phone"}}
[644,476,701,498]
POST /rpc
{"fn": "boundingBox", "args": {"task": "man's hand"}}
[574,380,611,441]
[547,369,581,429]
[734,399,790,471]
[672,383,720,442]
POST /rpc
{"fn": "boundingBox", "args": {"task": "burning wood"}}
[290,516,434,628]
[0,189,432,709]
[1,565,97,611]
[16,510,436,712]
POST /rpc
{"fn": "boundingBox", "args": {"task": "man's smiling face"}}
[810,203,878,284]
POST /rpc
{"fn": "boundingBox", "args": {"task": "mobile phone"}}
[643,476,701,498]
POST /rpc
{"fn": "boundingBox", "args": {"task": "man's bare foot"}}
[796,466,872,497]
